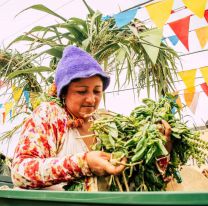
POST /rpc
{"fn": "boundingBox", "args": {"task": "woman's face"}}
[65,76,103,119]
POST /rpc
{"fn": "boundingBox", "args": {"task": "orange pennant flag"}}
[172,91,183,108]
[146,0,174,28]
[183,0,207,18]
[184,87,195,107]
[189,92,199,114]
[178,69,197,88]
[169,15,191,50]
[176,96,183,109]
[200,66,208,84]
[2,112,6,124]
[195,26,208,48]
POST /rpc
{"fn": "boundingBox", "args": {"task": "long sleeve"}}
[11,102,92,189]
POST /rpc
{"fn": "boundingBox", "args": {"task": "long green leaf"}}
[7,66,52,79]
[16,4,66,22]
[6,35,34,49]
[45,47,64,58]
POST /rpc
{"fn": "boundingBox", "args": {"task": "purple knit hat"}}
[55,45,110,98]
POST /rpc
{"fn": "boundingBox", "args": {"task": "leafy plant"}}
[90,94,207,191]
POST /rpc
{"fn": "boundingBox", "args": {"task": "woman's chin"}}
[79,109,95,119]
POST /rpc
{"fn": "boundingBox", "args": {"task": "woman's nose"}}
[85,93,96,104]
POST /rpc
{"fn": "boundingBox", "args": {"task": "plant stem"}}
[115,176,123,192]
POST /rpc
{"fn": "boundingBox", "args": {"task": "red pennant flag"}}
[205,10,208,23]
[201,82,208,96]
[169,15,191,50]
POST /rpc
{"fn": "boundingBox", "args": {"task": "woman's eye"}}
[77,91,86,94]
[94,90,102,94]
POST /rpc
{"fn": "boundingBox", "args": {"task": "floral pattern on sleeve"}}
[11,102,92,189]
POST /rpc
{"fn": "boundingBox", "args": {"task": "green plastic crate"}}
[0,190,208,206]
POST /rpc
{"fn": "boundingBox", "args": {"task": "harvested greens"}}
[90,94,208,191]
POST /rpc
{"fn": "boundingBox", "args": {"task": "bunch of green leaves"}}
[90,94,208,191]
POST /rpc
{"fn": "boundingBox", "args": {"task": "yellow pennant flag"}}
[200,66,208,84]
[184,87,195,107]
[183,0,207,18]
[178,69,197,88]
[12,86,23,102]
[146,0,174,28]
[195,26,208,48]
[4,101,13,118]
[30,92,41,110]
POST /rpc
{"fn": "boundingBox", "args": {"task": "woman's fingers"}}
[104,157,127,175]
[86,151,126,176]
[161,120,171,140]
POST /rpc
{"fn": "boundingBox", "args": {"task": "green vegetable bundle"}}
[90,94,208,191]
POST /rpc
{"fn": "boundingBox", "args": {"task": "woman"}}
[11,46,171,191]
[11,46,126,191]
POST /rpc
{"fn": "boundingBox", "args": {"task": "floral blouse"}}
[11,102,93,189]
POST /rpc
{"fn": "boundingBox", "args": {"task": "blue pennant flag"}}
[114,7,139,28]
[101,15,111,21]
[168,35,179,46]
[0,103,2,109]
[23,90,30,106]
[9,109,12,122]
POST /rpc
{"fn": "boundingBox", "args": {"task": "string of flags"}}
[105,0,208,55]
[174,66,208,113]
[107,0,208,114]
[0,85,33,124]
[0,64,208,123]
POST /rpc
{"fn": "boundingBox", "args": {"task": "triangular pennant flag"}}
[168,35,179,46]
[114,7,138,28]
[184,87,195,107]
[171,92,183,113]
[200,66,208,84]
[0,103,2,109]
[189,92,199,114]
[12,86,23,102]
[200,82,208,96]
[178,69,197,88]
[205,10,208,22]
[176,95,183,109]
[169,15,191,50]
[9,109,12,121]
[4,101,13,118]
[30,92,40,110]
[0,80,4,87]
[183,0,207,18]
[195,26,208,48]
[23,90,30,106]
[146,0,174,28]
[2,112,6,124]
[139,28,163,64]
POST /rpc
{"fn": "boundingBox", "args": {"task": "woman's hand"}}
[157,120,172,153]
[161,119,172,153]
[86,151,126,176]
